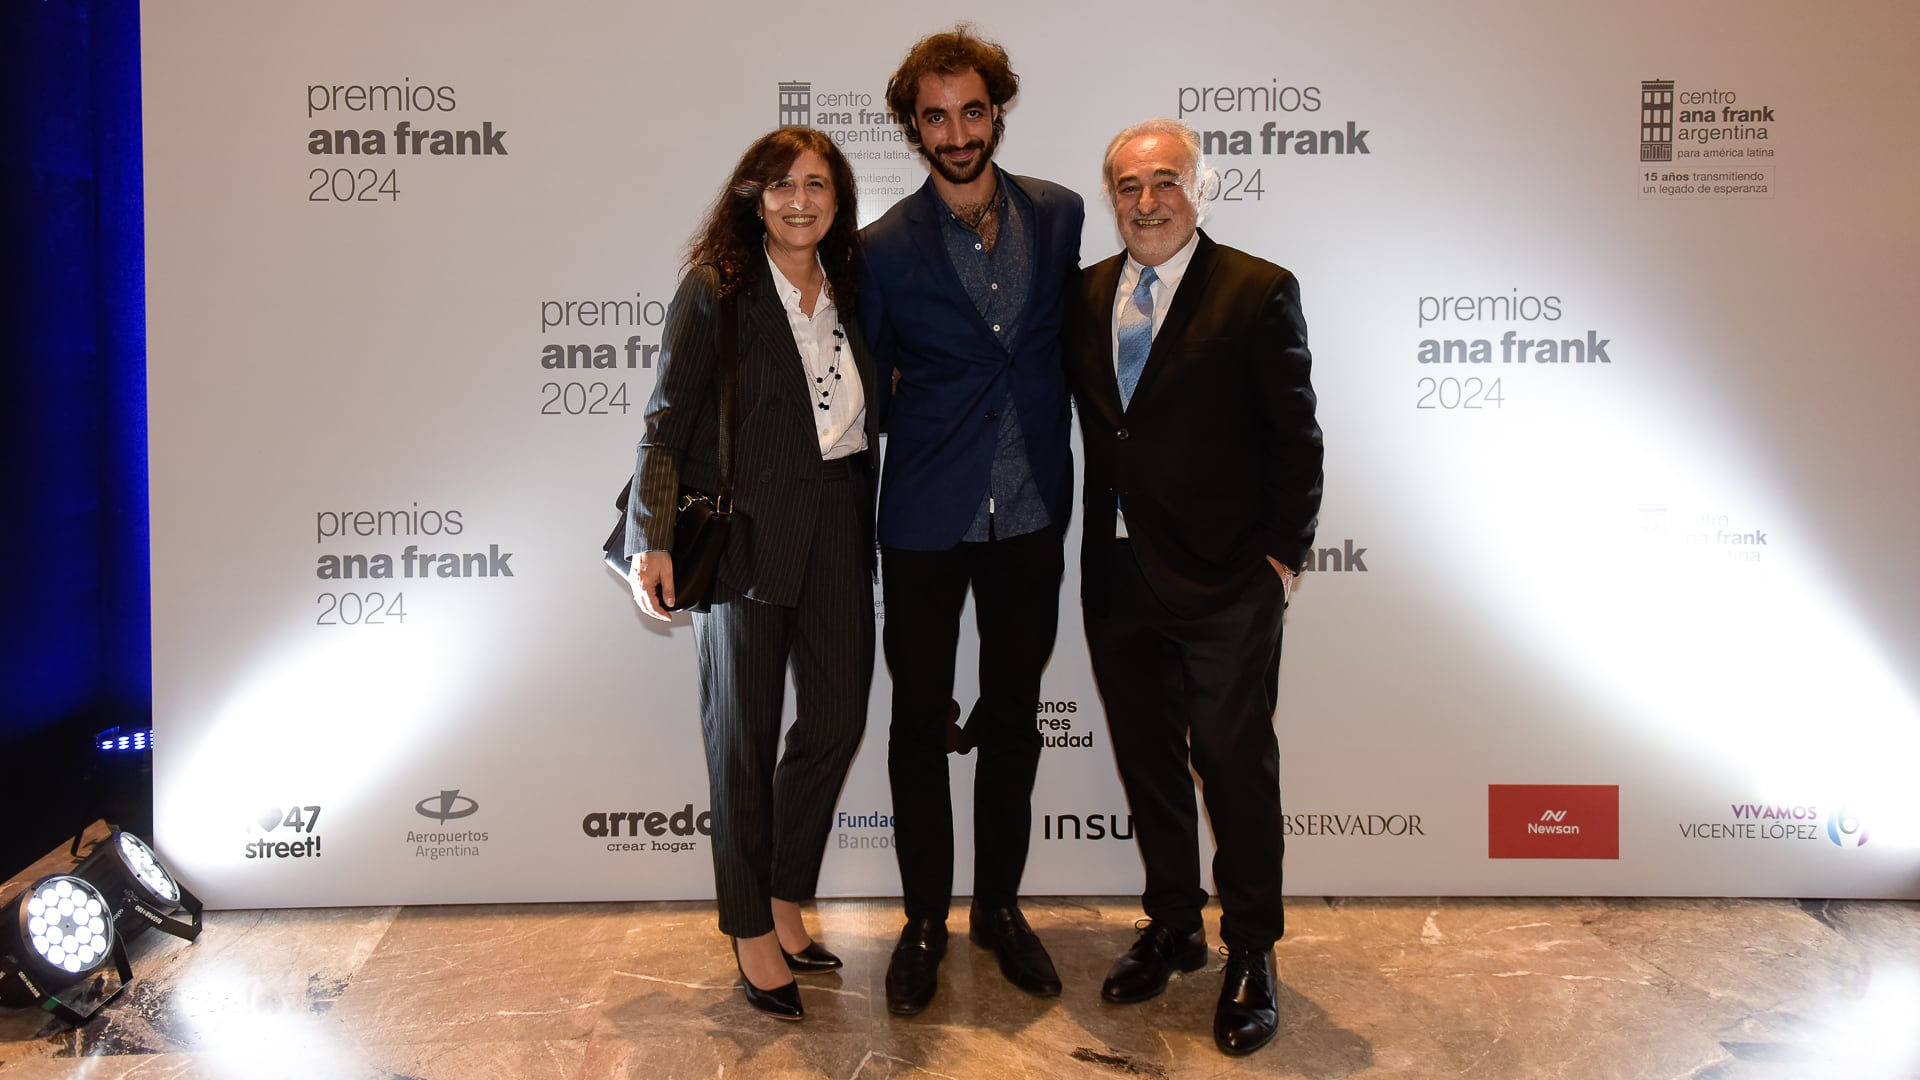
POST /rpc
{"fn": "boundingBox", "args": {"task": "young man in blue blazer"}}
[858,25,1084,1016]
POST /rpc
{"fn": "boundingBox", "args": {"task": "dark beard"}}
[922,127,1000,185]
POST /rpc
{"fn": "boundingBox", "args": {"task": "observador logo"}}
[1488,784,1620,860]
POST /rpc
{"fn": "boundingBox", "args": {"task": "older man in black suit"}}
[1068,118,1323,1057]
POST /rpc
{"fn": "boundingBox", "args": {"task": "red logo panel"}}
[1488,784,1619,859]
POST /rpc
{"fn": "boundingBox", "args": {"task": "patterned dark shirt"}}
[939,170,1049,541]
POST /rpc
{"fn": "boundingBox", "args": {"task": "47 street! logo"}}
[246,804,323,860]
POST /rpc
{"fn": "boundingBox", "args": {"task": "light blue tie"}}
[1116,265,1157,410]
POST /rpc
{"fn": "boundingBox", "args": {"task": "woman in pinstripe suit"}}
[625,128,879,1020]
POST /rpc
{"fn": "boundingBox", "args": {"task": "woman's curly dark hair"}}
[686,127,859,314]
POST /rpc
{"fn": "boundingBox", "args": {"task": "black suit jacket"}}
[628,258,880,607]
[1068,230,1323,621]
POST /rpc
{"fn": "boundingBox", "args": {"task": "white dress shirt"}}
[767,249,867,460]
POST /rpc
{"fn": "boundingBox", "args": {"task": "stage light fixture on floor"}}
[92,725,153,754]
[70,829,202,943]
[0,875,133,1024]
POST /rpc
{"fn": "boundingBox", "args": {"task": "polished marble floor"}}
[2,889,1917,1080]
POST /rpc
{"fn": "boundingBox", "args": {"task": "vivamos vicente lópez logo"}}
[1826,806,1868,849]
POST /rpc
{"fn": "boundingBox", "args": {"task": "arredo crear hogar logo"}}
[583,804,712,854]
[245,803,324,860]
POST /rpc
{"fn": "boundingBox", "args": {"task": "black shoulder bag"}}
[602,293,739,611]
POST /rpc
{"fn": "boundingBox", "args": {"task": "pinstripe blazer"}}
[626,258,879,608]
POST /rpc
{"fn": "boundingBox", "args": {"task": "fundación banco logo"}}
[834,808,893,851]
[1488,784,1620,860]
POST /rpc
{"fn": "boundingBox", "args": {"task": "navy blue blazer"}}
[858,171,1084,550]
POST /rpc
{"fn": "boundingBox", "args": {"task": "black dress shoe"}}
[1214,945,1279,1055]
[733,940,803,1020]
[885,917,948,1015]
[968,904,1062,997]
[1101,921,1208,1004]
[782,940,843,974]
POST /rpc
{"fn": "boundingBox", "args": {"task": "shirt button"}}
[990,283,999,291]
[974,243,982,251]
[992,324,1001,332]
[1116,428,1130,440]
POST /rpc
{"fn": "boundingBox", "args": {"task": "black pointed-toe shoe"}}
[781,940,843,974]
[1213,945,1279,1055]
[734,940,804,1020]
[968,904,1062,997]
[1101,921,1208,1004]
[884,916,948,1015]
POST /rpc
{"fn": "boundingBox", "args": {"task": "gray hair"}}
[1100,117,1213,221]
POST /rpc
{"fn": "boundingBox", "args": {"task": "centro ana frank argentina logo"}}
[415,789,479,824]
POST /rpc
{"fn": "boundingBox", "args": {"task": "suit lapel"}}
[1128,231,1216,410]
[739,257,810,409]
[1084,255,1126,424]
[1016,174,1052,305]
[843,313,880,445]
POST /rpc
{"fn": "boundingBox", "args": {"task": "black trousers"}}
[689,464,873,938]
[882,524,1064,919]
[1083,538,1288,949]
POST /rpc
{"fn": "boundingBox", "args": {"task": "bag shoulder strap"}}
[714,291,739,505]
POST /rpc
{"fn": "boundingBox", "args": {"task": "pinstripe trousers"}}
[689,461,874,938]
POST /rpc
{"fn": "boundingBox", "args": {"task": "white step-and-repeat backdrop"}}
[143,1,1920,907]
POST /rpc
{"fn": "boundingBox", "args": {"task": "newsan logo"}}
[1488,784,1619,860]
[1530,810,1578,835]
